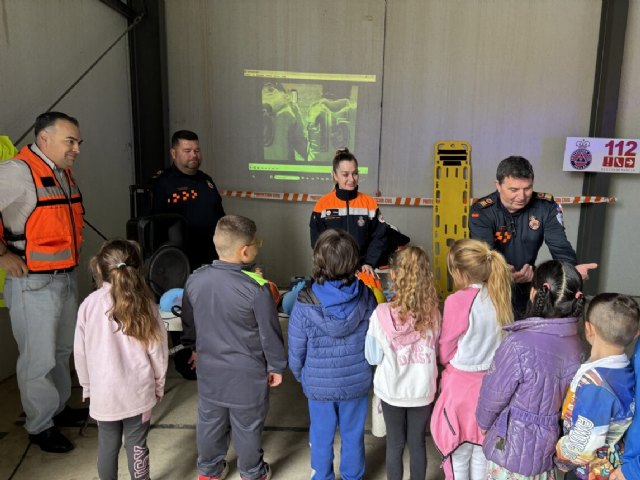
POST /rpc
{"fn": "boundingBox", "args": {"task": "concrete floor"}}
[0,319,446,480]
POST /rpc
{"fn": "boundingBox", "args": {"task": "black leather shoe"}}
[29,426,74,453]
[53,406,89,427]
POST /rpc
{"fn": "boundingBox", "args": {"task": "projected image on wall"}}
[245,70,375,181]
[262,82,356,162]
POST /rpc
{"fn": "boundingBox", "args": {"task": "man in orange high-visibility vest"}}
[0,112,86,453]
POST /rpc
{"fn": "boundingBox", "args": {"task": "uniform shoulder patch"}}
[536,192,554,202]
[477,196,494,208]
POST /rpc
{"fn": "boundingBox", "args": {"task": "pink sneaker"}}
[198,461,229,480]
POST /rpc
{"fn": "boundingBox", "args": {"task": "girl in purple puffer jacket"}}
[476,260,585,480]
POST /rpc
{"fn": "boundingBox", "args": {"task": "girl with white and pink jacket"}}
[365,246,441,480]
[430,239,513,480]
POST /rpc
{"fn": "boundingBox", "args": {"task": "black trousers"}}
[381,400,433,480]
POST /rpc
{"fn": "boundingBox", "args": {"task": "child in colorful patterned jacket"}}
[556,293,639,480]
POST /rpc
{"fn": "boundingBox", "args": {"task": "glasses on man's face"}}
[247,238,264,248]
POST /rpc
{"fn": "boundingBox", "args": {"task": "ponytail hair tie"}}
[486,252,492,261]
[575,291,583,299]
[115,262,127,269]
[542,282,551,291]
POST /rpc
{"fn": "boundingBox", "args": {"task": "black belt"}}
[28,267,75,275]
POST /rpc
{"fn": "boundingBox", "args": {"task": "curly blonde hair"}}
[90,239,163,349]
[447,239,513,328]
[389,246,440,335]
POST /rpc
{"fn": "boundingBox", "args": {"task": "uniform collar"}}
[335,185,358,201]
[170,162,202,178]
[211,260,253,271]
[30,143,59,171]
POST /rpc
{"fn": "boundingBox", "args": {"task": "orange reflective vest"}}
[2,145,84,272]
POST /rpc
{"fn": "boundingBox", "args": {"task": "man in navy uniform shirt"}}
[152,130,225,271]
[470,156,596,318]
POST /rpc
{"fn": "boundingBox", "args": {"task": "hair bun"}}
[335,147,350,155]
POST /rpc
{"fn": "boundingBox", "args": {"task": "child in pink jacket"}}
[74,239,168,480]
[431,239,513,480]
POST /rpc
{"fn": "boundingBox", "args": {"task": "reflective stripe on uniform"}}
[319,207,376,218]
[29,248,73,262]
[35,186,66,198]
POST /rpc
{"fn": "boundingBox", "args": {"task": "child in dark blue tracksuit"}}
[288,229,377,480]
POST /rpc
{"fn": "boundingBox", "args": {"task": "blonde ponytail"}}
[485,250,514,327]
[447,239,513,329]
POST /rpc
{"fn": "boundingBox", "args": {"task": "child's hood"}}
[310,279,369,338]
[375,303,423,346]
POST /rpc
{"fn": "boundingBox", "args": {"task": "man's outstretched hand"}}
[576,263,598,281]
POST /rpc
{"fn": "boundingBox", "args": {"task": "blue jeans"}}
[5,271,78,434]
[308,396,368,480]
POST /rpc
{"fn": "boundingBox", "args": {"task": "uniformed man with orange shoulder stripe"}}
[310,148,387,277]
[0,112,87,453]
[469,155,597,319]
[151,130,225,271]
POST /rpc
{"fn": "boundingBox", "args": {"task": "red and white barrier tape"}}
[220,190,616,206]
[553,196,616,205]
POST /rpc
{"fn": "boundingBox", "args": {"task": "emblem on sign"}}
[570,139,592,170]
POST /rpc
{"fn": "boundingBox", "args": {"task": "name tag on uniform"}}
[323,209,340,219]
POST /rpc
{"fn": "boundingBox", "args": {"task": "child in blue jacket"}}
[611,338,640,480]
[288,229,377,480]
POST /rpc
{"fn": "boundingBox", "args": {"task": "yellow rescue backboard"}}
[433,141,471,299]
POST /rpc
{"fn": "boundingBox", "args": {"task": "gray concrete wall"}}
[601,0,640,297]
[164,0,602,285]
